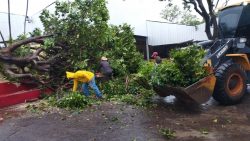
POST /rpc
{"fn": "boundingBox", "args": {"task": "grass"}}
[159,128,176,139]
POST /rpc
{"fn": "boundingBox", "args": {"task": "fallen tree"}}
[0,35,70,85]
[0,0,143,89]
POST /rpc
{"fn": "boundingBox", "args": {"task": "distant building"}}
[145,20,207,46]
[134,20,208,59]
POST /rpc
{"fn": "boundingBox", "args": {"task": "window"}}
[219,6,243,38]
[237,5,250,38]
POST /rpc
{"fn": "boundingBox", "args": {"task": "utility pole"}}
[146,20,150,61]
[24,0,29,34]
[8,0,12,41]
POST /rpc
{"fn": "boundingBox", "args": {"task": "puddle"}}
[247,85,250,94]
[163,95,176,104]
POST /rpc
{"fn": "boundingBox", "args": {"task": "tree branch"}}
[0,31,7,48]
[196,0,209,17]
[0,35,52,53]
[4,65,33,78]
[207,0,214,14]
[207,0,219,39]
[0,48,44,66]
[30,48,43,59]
[32,64,50,72]
[183,0,202,16]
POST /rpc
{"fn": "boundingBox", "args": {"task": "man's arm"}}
[73,79,78,92]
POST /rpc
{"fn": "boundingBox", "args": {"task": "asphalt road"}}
[1,92,250,141]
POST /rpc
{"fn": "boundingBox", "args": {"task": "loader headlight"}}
[243,1,248,6]
[237,38,247,48]
[239,38,247,43]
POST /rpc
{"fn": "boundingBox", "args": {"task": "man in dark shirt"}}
[99,56,113,80]
[151,52,162,64]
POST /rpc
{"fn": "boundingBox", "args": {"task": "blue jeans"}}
[82,77,102,98]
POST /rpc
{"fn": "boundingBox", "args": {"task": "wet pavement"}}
[1,92,250,141]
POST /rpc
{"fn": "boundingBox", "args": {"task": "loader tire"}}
[213,61,247,105]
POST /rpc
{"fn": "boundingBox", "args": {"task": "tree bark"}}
[0,35,52,54]
[196,0,214,40]
[207,0,219,39]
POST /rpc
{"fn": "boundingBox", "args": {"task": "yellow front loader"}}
[154,2,250,105]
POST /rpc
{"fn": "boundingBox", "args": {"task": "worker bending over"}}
[66,70,103,98]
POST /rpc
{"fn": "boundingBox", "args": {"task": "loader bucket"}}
[153,75,216,105]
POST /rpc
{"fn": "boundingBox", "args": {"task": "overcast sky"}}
[0,0,241,17]
[0,0,55,16]
[0,0,243,36]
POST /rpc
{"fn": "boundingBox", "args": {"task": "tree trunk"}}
[206,0,219,39]
[203,16,213,40]
[211,15,219,39]
[186,0,215,40]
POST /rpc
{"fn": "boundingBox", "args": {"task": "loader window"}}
[237,6,250,37]
[219,6,243,38]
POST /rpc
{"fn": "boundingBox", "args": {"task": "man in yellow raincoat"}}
[66,70,103,98]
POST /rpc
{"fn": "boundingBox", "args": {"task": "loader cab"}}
[218,3,250,40]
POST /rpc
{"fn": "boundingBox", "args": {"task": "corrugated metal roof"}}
[146,20,208,46]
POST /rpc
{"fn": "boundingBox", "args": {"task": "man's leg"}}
[82,83,90,96]
[89,77,103,98]
[103,72,112,81]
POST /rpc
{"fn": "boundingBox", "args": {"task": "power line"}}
[31,1,56,16]
[0,12,25,17]
[0,1,56,17]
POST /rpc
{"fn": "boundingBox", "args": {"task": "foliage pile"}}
[46,76,154,110]
[137,45,208,87]
[48,92,97,110]
[135,61,155,89]
[46,45,206,110]
[169,45,207,86]
[150,61,185,87]
[100,77,154,107]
